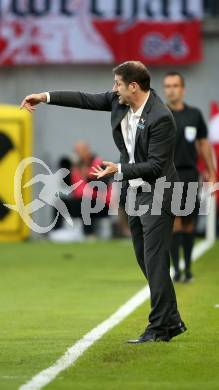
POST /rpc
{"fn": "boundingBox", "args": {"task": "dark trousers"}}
[128,190,182,333]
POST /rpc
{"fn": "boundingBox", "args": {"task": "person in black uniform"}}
[163,72,216,283]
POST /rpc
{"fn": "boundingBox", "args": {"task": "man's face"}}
[112,74,133,105]
[163,75,185,105]
[74,142,91,162]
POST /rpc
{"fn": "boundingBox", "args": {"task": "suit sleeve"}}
[48,91,114,112]
[121,116,175,180]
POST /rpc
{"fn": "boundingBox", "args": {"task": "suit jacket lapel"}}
[111,104,129,131]
[111,103,129,155]
[111,89,157,156]
[134,89,156,148]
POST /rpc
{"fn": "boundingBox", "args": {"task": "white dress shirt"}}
[45,92,50,103]
[118,93,150,188]
[45,91,149,188]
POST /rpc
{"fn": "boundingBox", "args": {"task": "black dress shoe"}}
[127,330,170,344]
[183,271,194,283]
[173,271,181,282]
[168,321,187,339]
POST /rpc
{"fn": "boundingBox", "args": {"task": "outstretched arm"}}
[20,91,114,113]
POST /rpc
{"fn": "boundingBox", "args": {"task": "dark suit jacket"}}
[48,88,178,213]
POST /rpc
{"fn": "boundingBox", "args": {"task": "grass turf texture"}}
[0,240,218,390]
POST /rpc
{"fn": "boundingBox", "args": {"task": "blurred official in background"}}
[163,72,216,283]
[49,141,112,242]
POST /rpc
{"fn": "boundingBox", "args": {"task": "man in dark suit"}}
[20,61,186,343]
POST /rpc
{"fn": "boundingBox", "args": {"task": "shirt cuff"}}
[114,163,123,181]
[45,92,50,103]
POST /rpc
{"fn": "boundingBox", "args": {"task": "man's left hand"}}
[203,170,217,184]
[208,172,217,184]
[91,161,118,179]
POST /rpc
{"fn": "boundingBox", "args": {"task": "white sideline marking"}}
[19,239,214,390]
[19,287,150,390]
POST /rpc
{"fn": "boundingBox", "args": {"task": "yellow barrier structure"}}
[0,105,32,241]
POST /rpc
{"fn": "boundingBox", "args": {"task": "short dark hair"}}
[163,71,185,87]
[113,61,150,92]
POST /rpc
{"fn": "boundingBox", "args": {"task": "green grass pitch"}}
[0,239,218,390]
